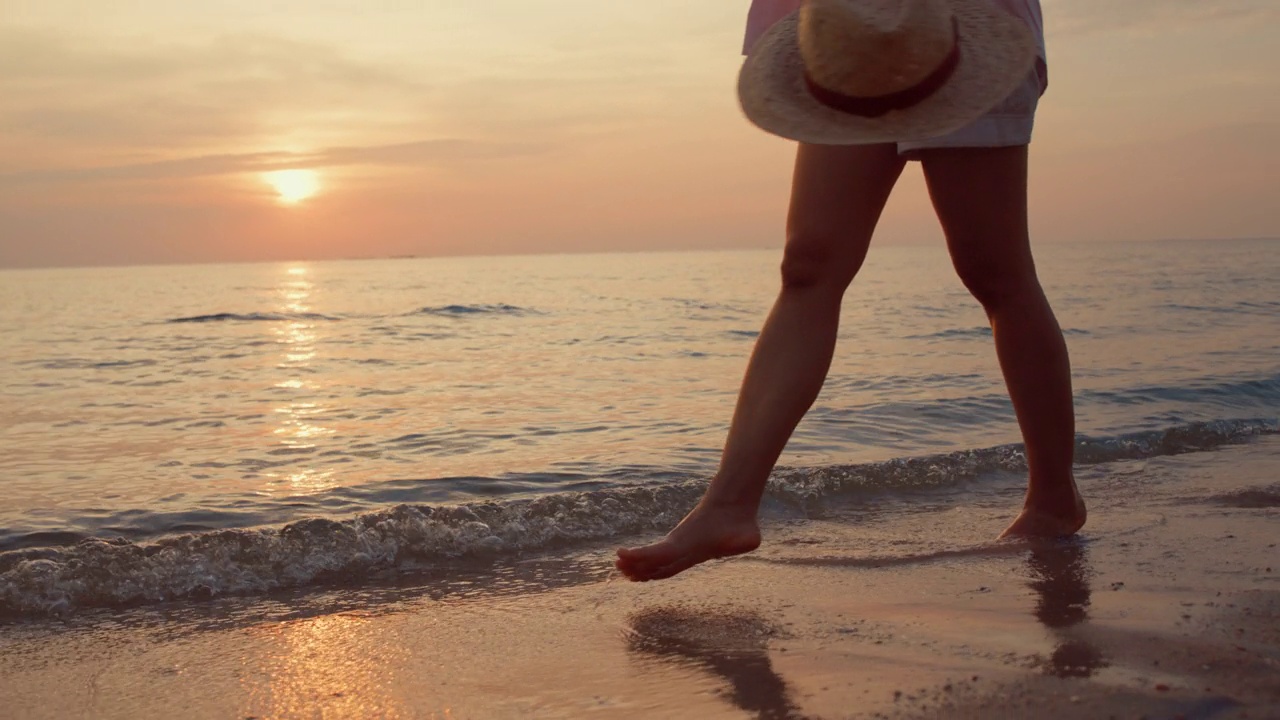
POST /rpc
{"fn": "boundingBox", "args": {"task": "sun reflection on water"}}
[267,265,338,493]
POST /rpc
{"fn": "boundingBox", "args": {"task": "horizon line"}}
[2,235,1277,273]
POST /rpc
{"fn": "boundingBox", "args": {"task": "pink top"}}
[743,0,1047,91]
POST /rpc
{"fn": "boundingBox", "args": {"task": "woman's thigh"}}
[781,142,907,289]
[919,145,1039,303]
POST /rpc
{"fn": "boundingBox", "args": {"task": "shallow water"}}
[1,239,1277,615]
[2,437,1277,719]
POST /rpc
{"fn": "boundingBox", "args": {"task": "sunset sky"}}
[1,0,1277,268]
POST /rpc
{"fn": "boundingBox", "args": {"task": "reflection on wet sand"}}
[1027,541,1108,678]
[625,605,805,720]
[241,613,412,719]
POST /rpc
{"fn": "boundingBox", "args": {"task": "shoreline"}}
[1,437,1277,719]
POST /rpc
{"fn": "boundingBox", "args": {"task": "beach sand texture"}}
[2,435,1276,719]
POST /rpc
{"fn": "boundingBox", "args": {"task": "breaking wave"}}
[0,419,1273,618]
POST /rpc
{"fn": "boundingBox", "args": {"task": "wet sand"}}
[1,436,1277,719]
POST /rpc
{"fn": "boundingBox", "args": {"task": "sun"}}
[263,169,321,204]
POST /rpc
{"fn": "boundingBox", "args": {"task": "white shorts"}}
[897,67,1044,156]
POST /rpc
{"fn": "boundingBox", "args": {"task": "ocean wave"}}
[904,327,1091,341]
[165,312,342,324]
[410,304,536,318]
[905,326,993,340]
[772,419,1275,504]
[1078,372,1280,410]
[1,418,1274,618]
[666,298,754,321]
[0,483,704,618]
[19,358,160,371]
[1160,300,1280,316]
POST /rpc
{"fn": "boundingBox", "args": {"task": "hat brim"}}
[738,0,1037,145]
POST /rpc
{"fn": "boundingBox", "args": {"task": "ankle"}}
[1023,479,1085,517]
[700,470,767,511]
[697,492,761,518]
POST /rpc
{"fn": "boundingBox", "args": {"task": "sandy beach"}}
[4,0,1277,714]
[1,435,1276,719]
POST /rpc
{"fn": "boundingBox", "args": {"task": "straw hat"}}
[738,0,1036,144]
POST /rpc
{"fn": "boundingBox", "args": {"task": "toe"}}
[616,544,676,581]
[620,561,663,582]
[618,540,678,566]
[647,554,700,581]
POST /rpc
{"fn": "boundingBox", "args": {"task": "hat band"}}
[802,19,961,119]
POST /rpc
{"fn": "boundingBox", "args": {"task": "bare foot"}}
[999,479,1088,539]
[615,500,761,581]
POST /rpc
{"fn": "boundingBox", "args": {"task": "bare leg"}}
[616,143,907,581]
[919,145,1086,538]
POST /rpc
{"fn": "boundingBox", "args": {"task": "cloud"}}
[0,26,422,93]
[1046,0,1279,36]
[0,27,433,154]
[0,138,552,185]
[0,21,736,173]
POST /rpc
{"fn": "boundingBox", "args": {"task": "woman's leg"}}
[919,145,1086,538]
[617,143,907,581]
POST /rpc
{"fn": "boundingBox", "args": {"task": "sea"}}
[1,238,1277,618]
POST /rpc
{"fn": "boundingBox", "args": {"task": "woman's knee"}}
[953,254,1043,310]
[779,231,865,292]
